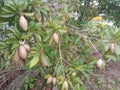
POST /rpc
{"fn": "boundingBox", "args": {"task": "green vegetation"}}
[0,0,120,90]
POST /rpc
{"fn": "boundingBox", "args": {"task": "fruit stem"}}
[19,7,23,16]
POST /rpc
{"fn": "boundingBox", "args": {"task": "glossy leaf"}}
[40,53,51,66]
[30,54,39,68]
[56,65,63,77]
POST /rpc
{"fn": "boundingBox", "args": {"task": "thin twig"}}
[58,42,62,60]
[89,39,102,58]
[89,39,99,53]
[58,42,66,78]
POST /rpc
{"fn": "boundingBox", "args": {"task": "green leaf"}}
[21,0,28,10]
[40,53,51,66]
[105,43,110,51]
[64,4,68,13]
[2,7,14,13]
[0,14,14,18]
[81,71,89,80]
[40,8,47,16]
[74,66,83,71]
[58,29,67,33]
[21,34,29,40]
[24,12,35,17]
[24,76,30,83]
[43,5,50,11]
[30,55,39,68]
[115,45,120,56]
[56,65,63,77]
[73,84,86,90]
[73,84,81,90]
[87,59,96,66]
[29,83,34,89]
[106,55,116,60]
[24,84,28,90]
[0,22,2,29]
[35,34,42,43]
[44,74,52,79]
[7,3,16,11]
[43,34,51,42]
[11,42,19,49]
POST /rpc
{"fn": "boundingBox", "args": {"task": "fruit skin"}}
[52,33,59,44]
[52,77,57,85]
[13,48,25,67]
[96,59,104,70]
[19,15,28,31]
[71,72,76,76]
[110,43,115,53]
[23,44,30,52]
[63,81,68,90]
[47,76,53,84]
[18,45,27,60]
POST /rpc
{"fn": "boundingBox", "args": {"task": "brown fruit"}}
[41,60,46,66]
[71,72,76,76]
[96,59,104,70]
[19,15,28,31]
[52,77,57,85]
[47,76,53,84]
[52,33,59,44]
[23,44,30,52]
[18,45,27,60]
[34,12,41,22]
[13,48,25,67]
[110,43,115,53]
[63,81,68,90]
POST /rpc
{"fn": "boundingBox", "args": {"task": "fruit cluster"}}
[13,41,30,67]
[47,76,69,90]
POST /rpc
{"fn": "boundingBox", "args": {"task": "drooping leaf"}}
[40,53,51,66]
[24,12,35,17]
[64,4,68,13]
[115,45,120,56]
[0,14,14,18]
[30,54,39,68]
[56,65,63,77]
[105,43,110,51]
[21,0,28,10]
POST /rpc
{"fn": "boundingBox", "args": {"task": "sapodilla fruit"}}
[110,43,115,53]
[19,15,28,31]
[47,76,53,84]
[52,33,59,44]
[52,77,57,85]
[96,59,103,70]
[63,81,68,90]
[72,72,76,76]
[41,60,46,66]
[23,44,30,52]
[13,49,25,67]
[18,45,27,60]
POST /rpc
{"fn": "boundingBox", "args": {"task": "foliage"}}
[0,0,120,90]
[23,76,36,90]
[99,0,120,27]
[68,0,120,27]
